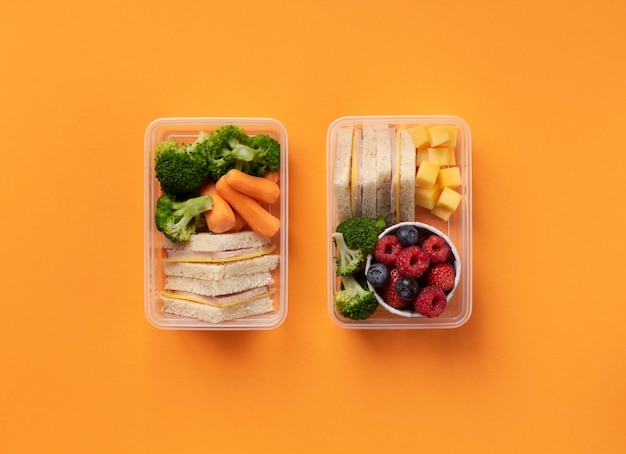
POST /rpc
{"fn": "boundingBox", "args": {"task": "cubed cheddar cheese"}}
[437,167,462,188]
[415,161,440,188]
[416,148,429,166]
[427,147,451,166]
[448,148,456,165]
[415,184,440,210]
[427,125,450,147]
[436,187,462,211]
[431,206,455,221]
[440,126,458,147]
[408,125,430,149]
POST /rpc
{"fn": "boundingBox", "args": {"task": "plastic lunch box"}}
[326,115,472,329]
[144,117,288,330]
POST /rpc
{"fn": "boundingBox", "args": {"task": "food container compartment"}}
[144,117,288,330]
[326,115,472,329]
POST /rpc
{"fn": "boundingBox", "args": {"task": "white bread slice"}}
[161,295,274,323]
[333,126,354,222]
[163,254,279,280]
[398,128,416,222]
[360,126,378,219]
[374,124,393,224]
[162,230,271,252]
[165,271,274,297]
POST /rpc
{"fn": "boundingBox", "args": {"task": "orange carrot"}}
[199,181,236,233]
[263,170,280,184]
[228,210,248,232]
[223,169,280,205]
[216,178,280,238]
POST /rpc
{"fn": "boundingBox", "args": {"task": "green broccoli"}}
[334,274,378,320]
[204,125,280,181]
[335,216,386,255]
[155,194,213,243]
[154,135,211,196]
[332,232,365,276]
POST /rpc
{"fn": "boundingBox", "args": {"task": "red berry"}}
[422,235,451,264]
[424,263,456,292]
[374,235,403,266]
[414,285,447,318]
[380,268,409,309]
[396,246,430,278]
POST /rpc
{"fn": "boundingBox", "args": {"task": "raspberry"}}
[414,285,447,318]
[380,268,409,309]
[422,235,451,264]
[374,235,403,266]
[396,246,430,278]
[424,263,456,292]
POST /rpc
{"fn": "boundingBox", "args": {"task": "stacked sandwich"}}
[333,122,461,224]
[334,124,417,225]
[159,230,279,323]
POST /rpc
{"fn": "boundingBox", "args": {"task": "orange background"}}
[1,0,625,452]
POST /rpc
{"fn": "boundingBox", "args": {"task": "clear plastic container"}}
[144,117,288,330]
[326,115,472,329]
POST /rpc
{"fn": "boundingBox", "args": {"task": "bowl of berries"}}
[365,222,460,318]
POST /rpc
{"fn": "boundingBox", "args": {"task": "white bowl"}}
[365,222,461,318]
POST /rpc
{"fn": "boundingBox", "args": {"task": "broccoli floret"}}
[155,194,213,243]
[335,216,386,255]
[154,136,210,196]
[334,274,378,320]
[204,125,280,180]
[332,232,365,276]
[247,133,281,176]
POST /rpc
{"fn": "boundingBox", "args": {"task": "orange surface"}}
[1,0,625,452]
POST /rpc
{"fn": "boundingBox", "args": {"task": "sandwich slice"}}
[374,124,393,224]
[360,126,378,219]
[334,126,354,223]
[397,127,416,222]
[159,231,279,323]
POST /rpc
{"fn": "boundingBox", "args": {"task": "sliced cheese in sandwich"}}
[161,294,274,324]
[350,127,363,217]
[374,124,393,224]
[163,255,279,280]
[162,231,274,262]
[333,126,354,223]
[360,126,378,219]
[397,127,416,222]
[165,271,274,297]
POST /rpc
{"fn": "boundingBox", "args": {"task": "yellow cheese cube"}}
[437,167,462,188]
[436,187,462,211]
[448,147,456,165]
[415,161,440,188]
[416,148,429,166]
[431,206,455,221]
[427,125,450,147]
[427,147,450,166]
[441,126,458,147]
[408,125,430,149]
[415,184,441,210]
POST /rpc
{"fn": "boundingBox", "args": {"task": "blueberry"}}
[394,277,419,301]
[396,225,419,247]
[366,262,390,288]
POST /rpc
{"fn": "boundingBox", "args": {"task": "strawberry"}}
[380,267,409,309]
[424,262,456,292]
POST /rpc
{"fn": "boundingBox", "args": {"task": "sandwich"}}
[334,123,416,224]
[158,230,279,323]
